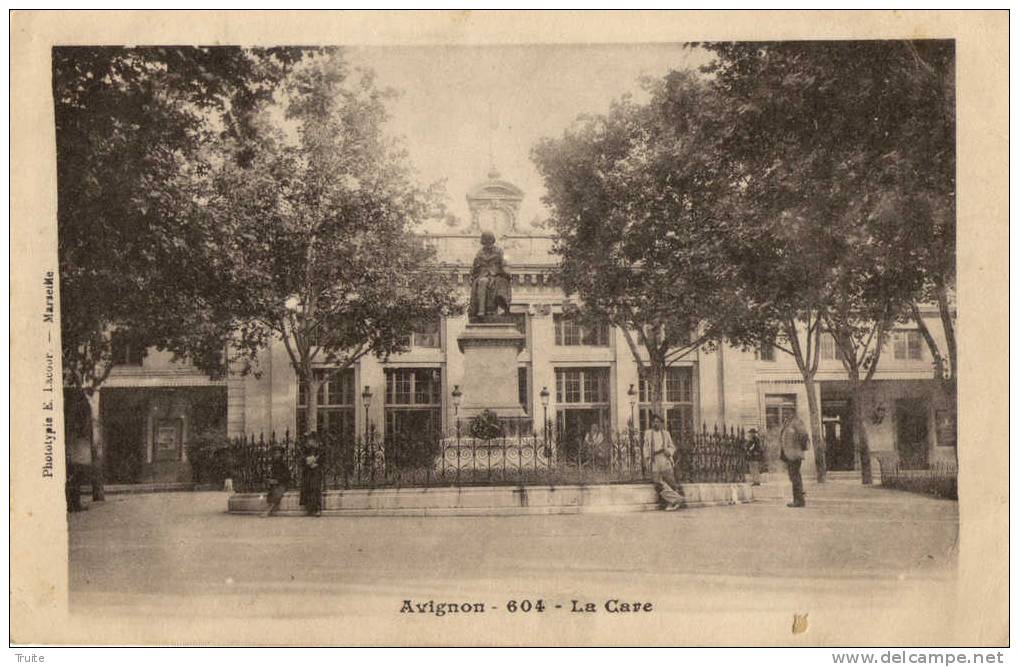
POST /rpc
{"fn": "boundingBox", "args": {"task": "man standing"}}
[299,432,324,517]
[745,427,764,486]
[643,414,684,511]
[779,414,810,508]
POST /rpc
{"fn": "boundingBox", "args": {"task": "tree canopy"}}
[533,72,741,418]
[204,54,463,431]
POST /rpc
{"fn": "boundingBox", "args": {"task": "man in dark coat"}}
[263,446,291,517]
[779,414,810,508]
[746,427,764,486]
[299,432,324,517]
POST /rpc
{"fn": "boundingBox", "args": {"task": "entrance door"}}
[105,409,145,483]
[822,399,855,471]
[895,399,929,468]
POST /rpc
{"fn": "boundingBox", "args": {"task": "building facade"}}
[70,172,957,483]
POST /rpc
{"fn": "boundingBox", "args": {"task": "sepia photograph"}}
[9,10,1009,651]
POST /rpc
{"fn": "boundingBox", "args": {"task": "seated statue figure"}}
[469,231,512,321]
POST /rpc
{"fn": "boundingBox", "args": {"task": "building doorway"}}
[822,398,855,471]
[102,391,146,483]
[895,399,930,468]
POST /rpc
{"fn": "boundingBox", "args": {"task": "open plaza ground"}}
[66,479,960,645]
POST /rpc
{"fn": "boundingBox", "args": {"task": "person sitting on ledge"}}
[643,414,684,511]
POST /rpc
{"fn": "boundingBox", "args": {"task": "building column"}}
[269,340,298,439]
[444,314,468,433]
[529,311,557,438]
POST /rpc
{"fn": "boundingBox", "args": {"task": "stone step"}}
[228,482,754,517]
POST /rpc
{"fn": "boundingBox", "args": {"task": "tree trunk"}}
[305,373,321,436]
[850,382,874,484]
[86,390,105,501]
[935,283,957,385]
[803,374,826,483]
[648,360,666,431]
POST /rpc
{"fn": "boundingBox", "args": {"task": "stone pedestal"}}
[456,323,526,420]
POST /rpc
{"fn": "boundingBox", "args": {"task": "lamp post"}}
[361,385,373,443]
[539,386,550,453]
[451,385,463,440]
[627,383,638,432]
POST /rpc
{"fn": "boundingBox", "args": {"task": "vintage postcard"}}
[9,10,1009,648]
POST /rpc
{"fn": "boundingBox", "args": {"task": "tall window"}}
[384,368,442,438]
[297,368,356,439]
[820,332,838,360]
[555,367,611,443]
[892,330,923,360]
[638,367,696,439]
[758,343,776,362]
[554,314,609,347]
[764,394,798,431]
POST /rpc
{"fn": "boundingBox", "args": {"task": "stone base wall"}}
[227,482,753,517]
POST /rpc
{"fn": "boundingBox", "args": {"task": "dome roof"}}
[466,169,524,202]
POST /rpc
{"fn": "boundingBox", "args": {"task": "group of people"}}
[639,411,810,511]
[264,432,323,517]
[741,416,809,508]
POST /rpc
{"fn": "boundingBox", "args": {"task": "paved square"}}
[68,480,958,644]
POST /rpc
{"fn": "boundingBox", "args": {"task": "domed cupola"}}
[466,169,524,236]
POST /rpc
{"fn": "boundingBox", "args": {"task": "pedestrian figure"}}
[299,432,324,517]
[643,414,684,511]
[263,446,291,517]
[779,414,810,508]
[746,427,764,486]
[584,422,611,469]
[65,433,92,513]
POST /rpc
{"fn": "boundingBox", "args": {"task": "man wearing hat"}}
[779,413,810,508]
[643,414,684,511]
[299,432,324,517]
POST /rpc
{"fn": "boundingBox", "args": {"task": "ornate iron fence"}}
[217,424,749,493]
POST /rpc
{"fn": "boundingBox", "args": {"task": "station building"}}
[66,172,957,484]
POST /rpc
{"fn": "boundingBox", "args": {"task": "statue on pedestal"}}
[469,231,512,322]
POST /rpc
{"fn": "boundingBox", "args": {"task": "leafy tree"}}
[533,72,739,428]
[54,46,315,500]
[702,40,954,481]
[206,54,462,434]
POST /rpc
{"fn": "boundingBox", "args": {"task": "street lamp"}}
[539,386,550,448]
[627,383,639,470]
[361,385,373,442]
[627,383,638,432]
[451,385,463,439]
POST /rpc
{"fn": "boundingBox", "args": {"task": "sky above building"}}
[344,43,712,233]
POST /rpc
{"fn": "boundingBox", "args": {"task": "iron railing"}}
[217,424,749,493]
